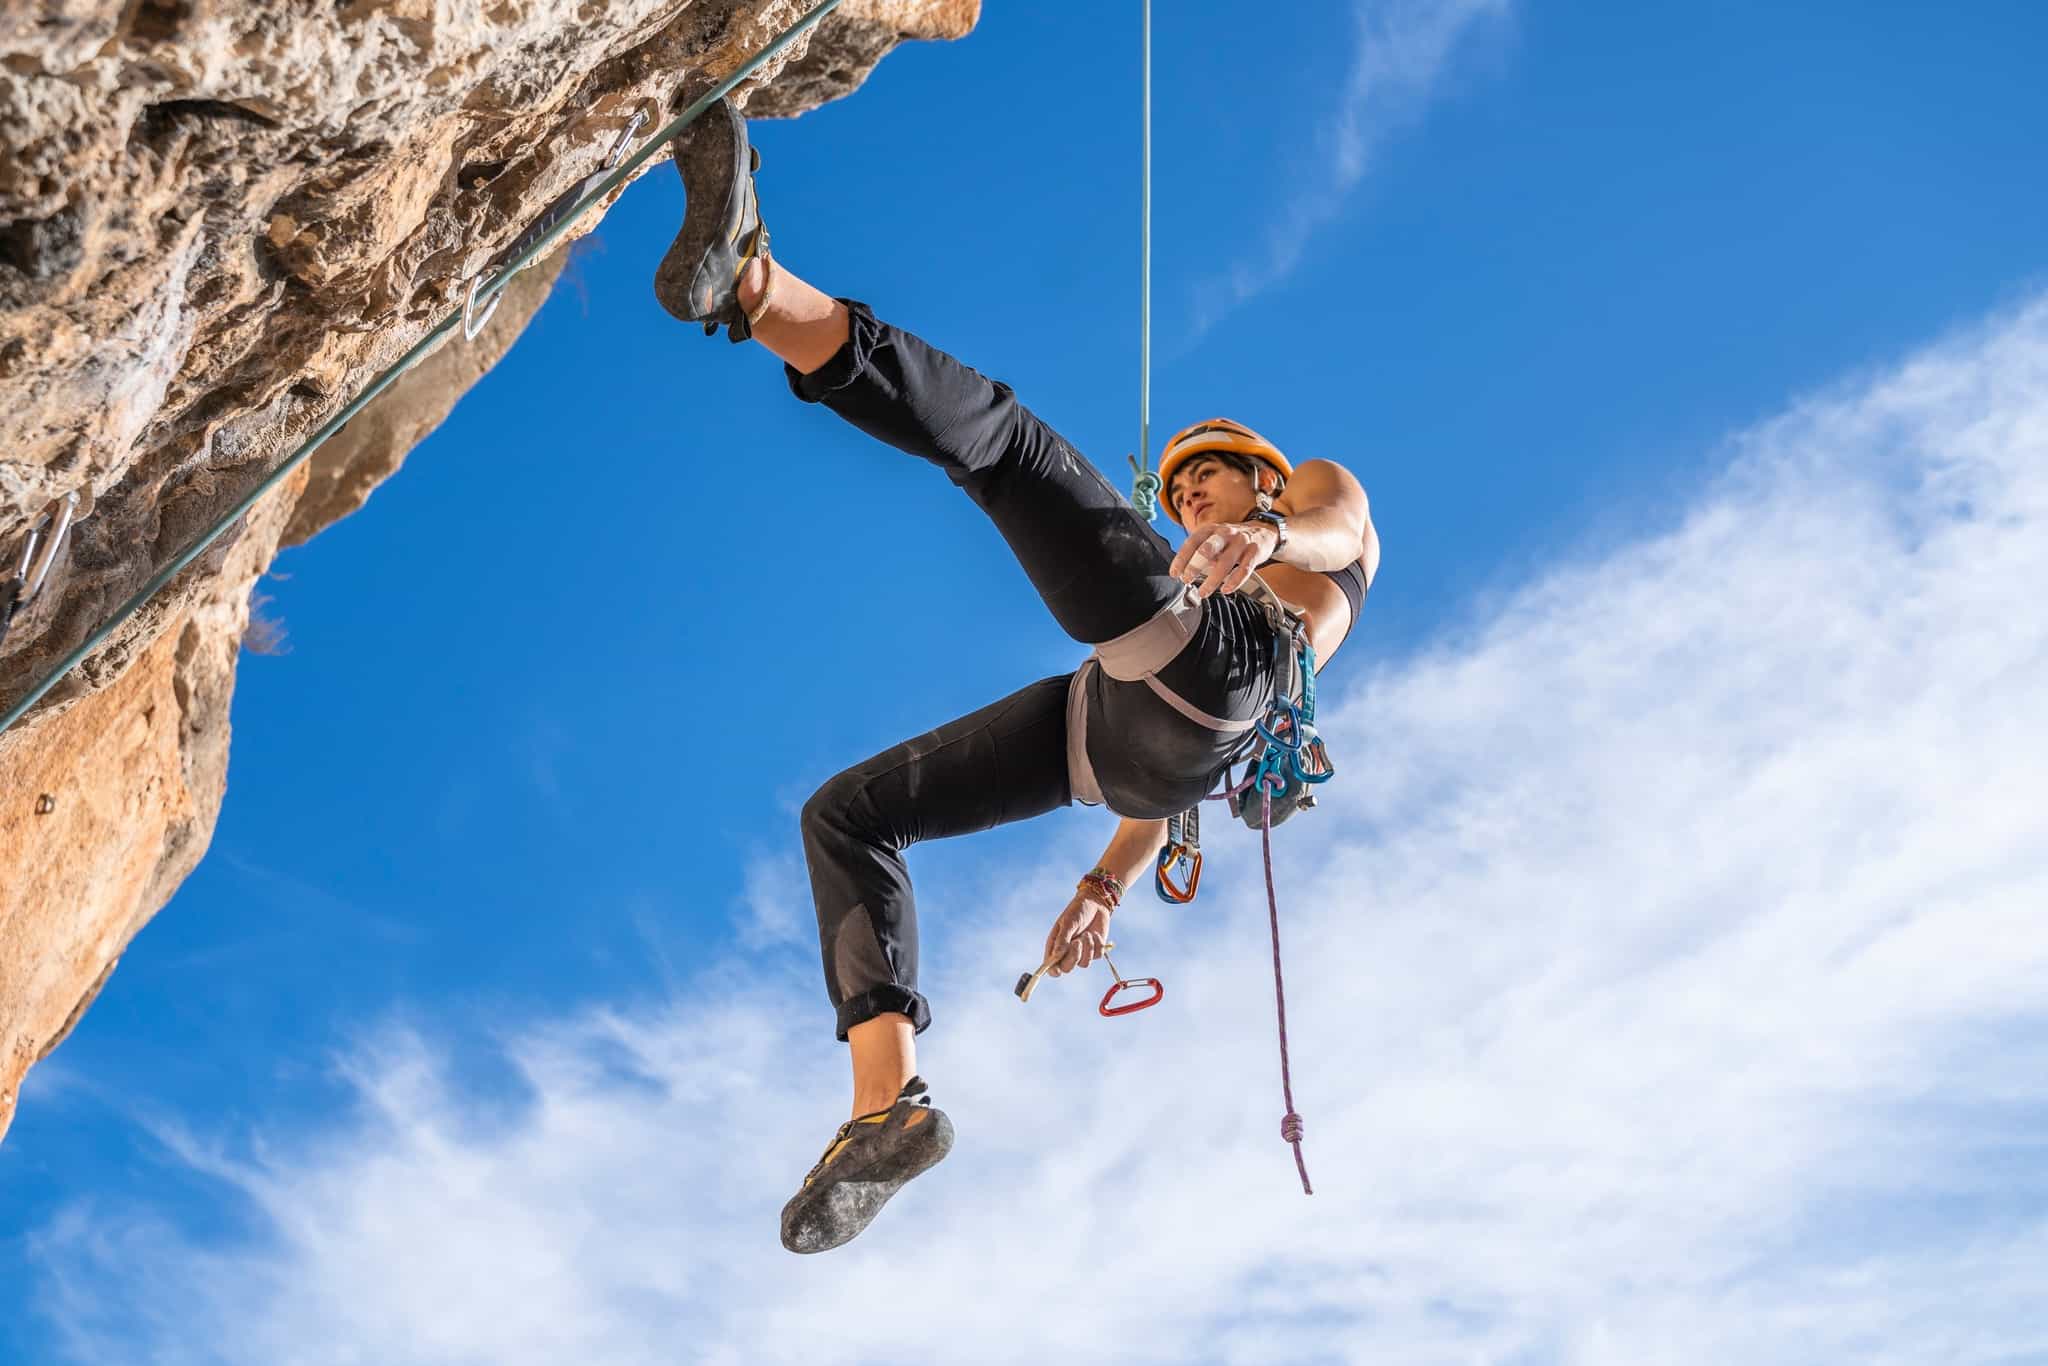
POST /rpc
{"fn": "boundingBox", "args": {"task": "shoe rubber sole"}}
[653,96,762,327]
[780,1104,955,1254]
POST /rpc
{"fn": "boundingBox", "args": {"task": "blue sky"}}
[7,1,2048,1361]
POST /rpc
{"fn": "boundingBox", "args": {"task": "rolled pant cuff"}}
[784,298,879,403]
[835,984,932,1042]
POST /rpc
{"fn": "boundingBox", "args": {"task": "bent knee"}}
[802,767,877,842]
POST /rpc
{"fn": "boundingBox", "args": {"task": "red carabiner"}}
[1155,843,1203,903]
[1099,976,1164,1017]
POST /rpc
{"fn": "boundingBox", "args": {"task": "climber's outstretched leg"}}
[656,99,1184,647]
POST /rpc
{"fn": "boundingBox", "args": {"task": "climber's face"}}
[1170,454,1263,529]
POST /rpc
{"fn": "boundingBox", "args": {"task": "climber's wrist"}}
[1077,867,1124,913]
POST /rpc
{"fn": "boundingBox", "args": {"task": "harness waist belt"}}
[1092,585,1204,680]
[1066,661,1104,807]
[1065,576,1306,809]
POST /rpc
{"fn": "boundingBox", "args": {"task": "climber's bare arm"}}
[738,258,849,374]
[1265,461,1372,574]
[1043,816,1169,978]
[1097,816,1170,891]
[1171,459,1374,601]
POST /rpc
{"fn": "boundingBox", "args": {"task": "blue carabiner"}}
[1254,748,1292,796]
[1258,698,1305,754]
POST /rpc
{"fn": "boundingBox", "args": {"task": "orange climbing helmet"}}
[1155,417,1294,526]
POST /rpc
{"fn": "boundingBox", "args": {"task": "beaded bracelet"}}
[1078,867,1124,911]
[1084,866,1125,896]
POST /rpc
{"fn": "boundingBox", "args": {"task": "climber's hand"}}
[1044,893,1112,978]
[1172,521,1280,600]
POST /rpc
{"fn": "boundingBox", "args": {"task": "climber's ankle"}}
[737,255,770,315]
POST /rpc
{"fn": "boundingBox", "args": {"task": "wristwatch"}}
[1244,509,1288,563]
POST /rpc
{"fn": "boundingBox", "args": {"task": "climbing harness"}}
[1066,573,1305,802]
[1,491,84,654]
[0,0,850,735]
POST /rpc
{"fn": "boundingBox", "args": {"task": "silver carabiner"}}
[460,107,647,346]
[13,491,79,607]
[604,108,648,171]
[462,272,502,341]
[3,490,82,649]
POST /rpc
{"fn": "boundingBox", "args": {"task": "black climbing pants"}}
[789,302,1278,1040]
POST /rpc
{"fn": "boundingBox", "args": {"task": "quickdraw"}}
[1099,965,1165,1016]
[1013,940,1165,1018]
[1,491,84,653]
[465,108,648,340]
[1153,805,1201,902]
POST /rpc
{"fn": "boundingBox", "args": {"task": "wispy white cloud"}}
[734,844,811,949]
[28,292,2048,1363]
[1189,0,1512,339]
[126,853,427,974]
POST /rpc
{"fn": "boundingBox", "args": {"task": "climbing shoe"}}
[654,94,771,341]
[780,1076,955,1254]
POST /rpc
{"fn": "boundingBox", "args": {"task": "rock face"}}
[0,0,978,1144]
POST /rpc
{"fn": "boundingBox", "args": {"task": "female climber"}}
[656,98,1379,1254]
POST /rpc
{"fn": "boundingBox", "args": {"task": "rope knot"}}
[1129,466,1163,520]
[1280,1112,1304,1145]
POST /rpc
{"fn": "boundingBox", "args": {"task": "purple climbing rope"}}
[1203,752,1313,1195]
[1259,788,1312,1195]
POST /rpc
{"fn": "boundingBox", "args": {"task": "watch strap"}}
[1246,508,1288,561]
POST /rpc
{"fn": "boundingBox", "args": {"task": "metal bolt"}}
[35,794,55,815]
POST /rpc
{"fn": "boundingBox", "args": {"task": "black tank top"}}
[1322,558,1369,621]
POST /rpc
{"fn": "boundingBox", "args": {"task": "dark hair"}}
[1168,449,1285,506]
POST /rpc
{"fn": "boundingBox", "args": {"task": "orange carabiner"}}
[1154,842,1202,903]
